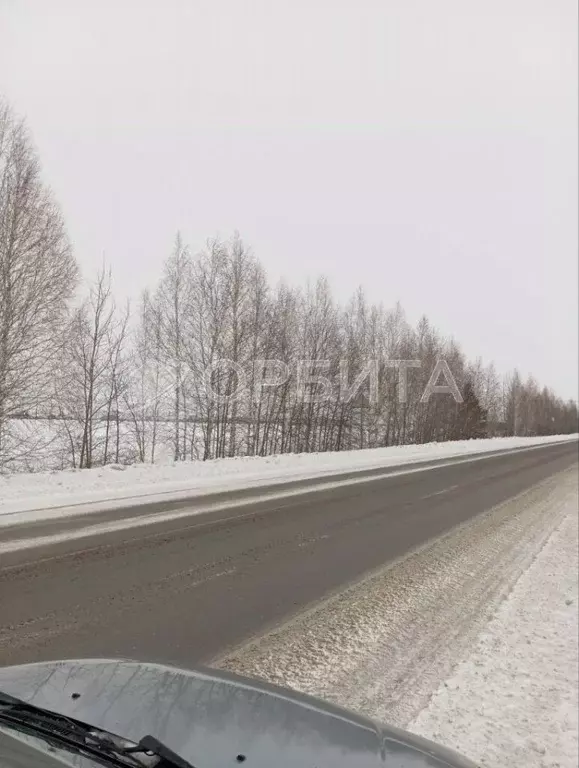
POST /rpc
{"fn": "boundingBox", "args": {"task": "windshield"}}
[0,693,193,768]
[1,723,101,768]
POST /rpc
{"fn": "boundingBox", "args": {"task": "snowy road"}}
[1,441,577,765]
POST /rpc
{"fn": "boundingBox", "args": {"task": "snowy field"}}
[1,434,576,523]
[218,467,579,767]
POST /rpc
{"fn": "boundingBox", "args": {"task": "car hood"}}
[0,659,477,768]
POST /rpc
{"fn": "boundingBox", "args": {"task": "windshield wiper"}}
[0,690,195,768]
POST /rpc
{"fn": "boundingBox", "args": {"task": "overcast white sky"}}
[1,0,577,399]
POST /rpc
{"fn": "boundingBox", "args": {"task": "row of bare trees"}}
[29,233,575,470]
[1,100,577,471]
[119,235,576,464]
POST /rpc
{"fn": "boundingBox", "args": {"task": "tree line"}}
[1,100,577,471]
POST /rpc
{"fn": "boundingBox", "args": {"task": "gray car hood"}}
[0,659,477,768]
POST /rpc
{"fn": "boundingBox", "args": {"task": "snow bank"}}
[0,434,576,522]
[409,494,578,768]
[1,434,576,518]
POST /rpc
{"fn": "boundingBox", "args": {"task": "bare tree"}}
[153,234,192,461]
[0,99,78,469]
[57,267,119,468]
[124,290,167,463]
[102,301,130,465]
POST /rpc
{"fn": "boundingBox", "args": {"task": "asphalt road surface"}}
[1,441,577,669]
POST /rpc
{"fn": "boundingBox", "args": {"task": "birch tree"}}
[0,99,78,468]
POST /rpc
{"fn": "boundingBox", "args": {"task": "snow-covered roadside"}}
[1,434,576,523]
[409,489,578,768]
[217,468,578,767]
